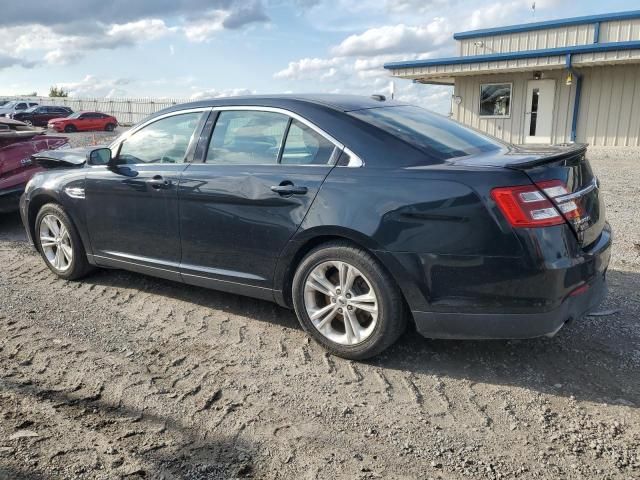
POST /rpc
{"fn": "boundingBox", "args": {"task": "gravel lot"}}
[0,146,638,479]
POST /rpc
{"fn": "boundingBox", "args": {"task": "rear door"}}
[178,107,340,293]
[84,109,208,279]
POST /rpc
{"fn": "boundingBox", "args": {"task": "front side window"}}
[281,120,336,165]
[479,83,511,117]
[206,111,289,165]
[117,112,203,164]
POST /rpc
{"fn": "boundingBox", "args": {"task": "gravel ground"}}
[0,147,638,479]
[60,127,129,148]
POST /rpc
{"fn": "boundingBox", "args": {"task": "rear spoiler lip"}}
[503,144,588,170]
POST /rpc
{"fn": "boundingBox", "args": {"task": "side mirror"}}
[88,147,112,166]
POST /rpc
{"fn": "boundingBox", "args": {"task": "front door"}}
[524,79,555,144]
[178,108,339,297]
[84,110,207,280]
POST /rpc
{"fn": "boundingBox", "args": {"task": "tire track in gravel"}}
[2,228,640,479]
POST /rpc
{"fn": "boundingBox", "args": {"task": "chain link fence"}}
[0,96,191,126]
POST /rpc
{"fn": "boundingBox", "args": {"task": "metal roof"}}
[384,40,640,70]
[453,10,640,40]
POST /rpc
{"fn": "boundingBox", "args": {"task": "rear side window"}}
[351,106,502,161]
[281,120,336,165]
[207,111,289,165]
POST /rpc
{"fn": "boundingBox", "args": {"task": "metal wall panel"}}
[452,70,577,145]
[458,19,640,57]
[451,65,640,146]
[459,24,595,56]
[577,64,640,146]
[599,18,640,42]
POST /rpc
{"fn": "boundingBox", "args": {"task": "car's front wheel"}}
[35,203,92,280]
[64,124,77,133]
[292,241,406,360]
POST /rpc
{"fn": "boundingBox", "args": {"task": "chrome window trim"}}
[108,105,365,168]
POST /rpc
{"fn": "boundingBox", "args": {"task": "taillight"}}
[533,180,583,221]
[491,184,565,227]
[491,180,582,228]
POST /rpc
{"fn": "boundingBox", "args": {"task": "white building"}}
[385,10,640,146]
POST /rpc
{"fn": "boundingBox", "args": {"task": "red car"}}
[0,121,69,213]
[48,111,118,133]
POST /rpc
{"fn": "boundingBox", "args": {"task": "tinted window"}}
[351,106,502,161]
[281,120,336,165]
[480,83,511,117]
[117,112,203,164]
[16,103,27,109]
[206,111,289,165]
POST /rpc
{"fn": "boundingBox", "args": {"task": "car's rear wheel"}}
[104,123,116,132]
[292,241,406,359]
[35,203,92,280]
[64,124,77,133]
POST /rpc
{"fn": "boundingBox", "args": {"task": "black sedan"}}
[19,95,611,359]
[13,105,73,126]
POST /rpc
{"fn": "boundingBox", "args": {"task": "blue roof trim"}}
[453,10,640,40]
[384,40,640,70]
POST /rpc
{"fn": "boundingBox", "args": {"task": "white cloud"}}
[274,57,345,80]
[189,88,255,100]
[182,11,228,42]
[54,75,133,97]
[107,19,174,42]
[331,19,450,57]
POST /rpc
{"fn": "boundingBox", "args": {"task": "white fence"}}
[1,96,191,126]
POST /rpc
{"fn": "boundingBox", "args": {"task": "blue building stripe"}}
[384,40,640,70]
[453,10,640,40]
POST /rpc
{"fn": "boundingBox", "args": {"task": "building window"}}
[479,83,511,117]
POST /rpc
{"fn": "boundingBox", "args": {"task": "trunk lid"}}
[454,144,605,247]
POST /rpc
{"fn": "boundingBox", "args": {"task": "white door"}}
[524,79,555,144]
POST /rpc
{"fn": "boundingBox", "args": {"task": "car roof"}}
[159,94,411,114]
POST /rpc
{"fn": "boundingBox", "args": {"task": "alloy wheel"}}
[39,214,73,272]
[303,260,378,345]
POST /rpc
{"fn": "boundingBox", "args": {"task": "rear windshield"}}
[351,105,502,161]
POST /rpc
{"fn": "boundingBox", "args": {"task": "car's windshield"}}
[351,105,503,161]
[2,101,17,108]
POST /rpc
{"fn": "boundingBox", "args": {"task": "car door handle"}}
[270,184,308,196]
[147,175,172,189]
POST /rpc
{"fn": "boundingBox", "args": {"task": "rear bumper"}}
[382,223,612,339]
[412,271,607,339]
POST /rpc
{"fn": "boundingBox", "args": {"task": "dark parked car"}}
[13,105,73,126]
[19,95,611,359]
[48,111,118,133]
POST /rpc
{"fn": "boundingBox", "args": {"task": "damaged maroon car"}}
[0,118,69,213]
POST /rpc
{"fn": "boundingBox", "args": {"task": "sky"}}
[0,0,637,114]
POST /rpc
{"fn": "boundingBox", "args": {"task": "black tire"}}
[64,124,77,133]
[105,123,115,132]
[35,203,93,280]
[292,241,406,360]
